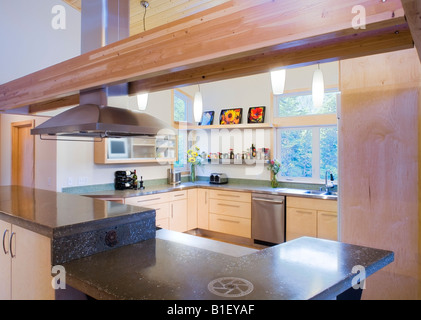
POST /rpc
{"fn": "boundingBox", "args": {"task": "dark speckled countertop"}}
[82,181,338,201]
[0,186,154,238]
[62,229,394,300]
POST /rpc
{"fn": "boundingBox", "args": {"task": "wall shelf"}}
[186,123,273,130]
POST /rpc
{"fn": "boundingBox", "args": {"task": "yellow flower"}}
[188,157,196,163]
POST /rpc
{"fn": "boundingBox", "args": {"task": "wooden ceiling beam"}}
[129,18,413,94]
[401,0,421,61]
[0,0,407,112]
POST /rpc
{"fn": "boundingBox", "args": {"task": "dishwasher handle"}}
[252,197,284,204]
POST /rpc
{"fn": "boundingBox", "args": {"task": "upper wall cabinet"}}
[94,135,176,164]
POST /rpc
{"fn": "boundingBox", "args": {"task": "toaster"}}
[210,173,228,185]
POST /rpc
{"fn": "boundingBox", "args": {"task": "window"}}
[279,126,338,182]
[173,89,193,123]
[276,92,338,117]
[173,89,193,169]
[275,91,339,183]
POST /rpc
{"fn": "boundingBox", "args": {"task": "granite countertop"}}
[62,229,394,300]
[82,182,338,201]
[0,186,154,239]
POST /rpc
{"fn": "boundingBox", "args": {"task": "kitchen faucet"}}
[324,170,335,194]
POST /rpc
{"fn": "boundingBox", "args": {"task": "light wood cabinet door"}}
[317,211,338,241]
[11,225,54,300]
[209,214,251,238]
[170,200,188,233]
[197,189,209,229]
[0,220,12,300]
[286,208,317,241]
[187,189,198,230]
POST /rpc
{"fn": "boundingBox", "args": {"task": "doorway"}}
[11,120,35,187]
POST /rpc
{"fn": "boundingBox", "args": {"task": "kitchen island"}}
[62,229,393,300]
[0,186,393,300]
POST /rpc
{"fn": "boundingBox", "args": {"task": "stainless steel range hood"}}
[31,104,173,138]
[31,0,173,139]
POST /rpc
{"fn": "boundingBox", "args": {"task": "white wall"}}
[0,114,57,191]
[0,0,81,84]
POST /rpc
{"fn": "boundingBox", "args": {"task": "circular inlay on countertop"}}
[208,277,254,298]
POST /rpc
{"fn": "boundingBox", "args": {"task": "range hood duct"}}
[31,0,173,138]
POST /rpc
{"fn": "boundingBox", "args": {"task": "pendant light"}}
[312,64,325,109]
[193,85,203,123]
[270,69,286,95]
[137,93,149,111]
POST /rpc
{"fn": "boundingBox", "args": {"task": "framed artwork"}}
[219,108,242,125]
[199,111,215,126]
[247,106,266,123]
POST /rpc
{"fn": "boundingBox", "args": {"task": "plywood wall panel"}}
[339,48,421,299]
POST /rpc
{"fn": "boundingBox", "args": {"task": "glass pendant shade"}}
[270,69,286,95]
[137,93,149,111]
[312,68,325,108]
[194,91,203,123]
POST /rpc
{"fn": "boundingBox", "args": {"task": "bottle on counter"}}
[230,149,234,159]
[251,144,256,158]
[132,170,138,189]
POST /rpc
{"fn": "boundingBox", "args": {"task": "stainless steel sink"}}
[304,190,338,196]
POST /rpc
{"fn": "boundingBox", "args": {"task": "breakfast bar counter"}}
[62,229,394,300]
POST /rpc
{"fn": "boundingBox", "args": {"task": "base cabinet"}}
[125,190,189,232]
[1,221,54,300]
[286,197,338,241]
[208,190,251,238]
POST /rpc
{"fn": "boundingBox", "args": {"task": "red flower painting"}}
[248,106,266,123]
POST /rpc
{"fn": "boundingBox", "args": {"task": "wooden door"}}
[11,120,35,187]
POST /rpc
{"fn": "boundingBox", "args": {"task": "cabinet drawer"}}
[125,193,171,206]
[146,202,170,220]
[286,208,317,241]
[169,190,187,201]
[209,190,251,203]
[317,211,338,241]
[209,213,251,238]
[156,218,169,229]
[209,199,251,219]
[287,196,337,212]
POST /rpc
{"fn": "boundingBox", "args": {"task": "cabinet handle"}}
[173,193,184,197]
[217,194,240,198]
[2,229,9,255]
[296,210,313,215]
[205,191,208,205]
[320,212,337,217]
[218,203,240,208]
[171,203,173,218]
[217,218,240,224]
[138,197,161,203]
[10,232,16,258]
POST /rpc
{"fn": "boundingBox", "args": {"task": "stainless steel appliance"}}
[210,173,228,185]
[167,169,181,185]
[252,193,285,244]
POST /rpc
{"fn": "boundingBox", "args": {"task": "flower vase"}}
[190,164,196,183]
[271,173,279,188]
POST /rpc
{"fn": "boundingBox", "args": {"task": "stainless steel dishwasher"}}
[251,193,285,245]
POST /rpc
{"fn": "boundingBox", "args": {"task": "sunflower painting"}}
[220,108,242,125]
[247,106,266,123]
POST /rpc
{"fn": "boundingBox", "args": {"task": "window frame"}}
[277,125,338,184]
[273,90,340,184]
[172,89,194,171]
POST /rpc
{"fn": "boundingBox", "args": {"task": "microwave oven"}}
[108,138,130,159]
